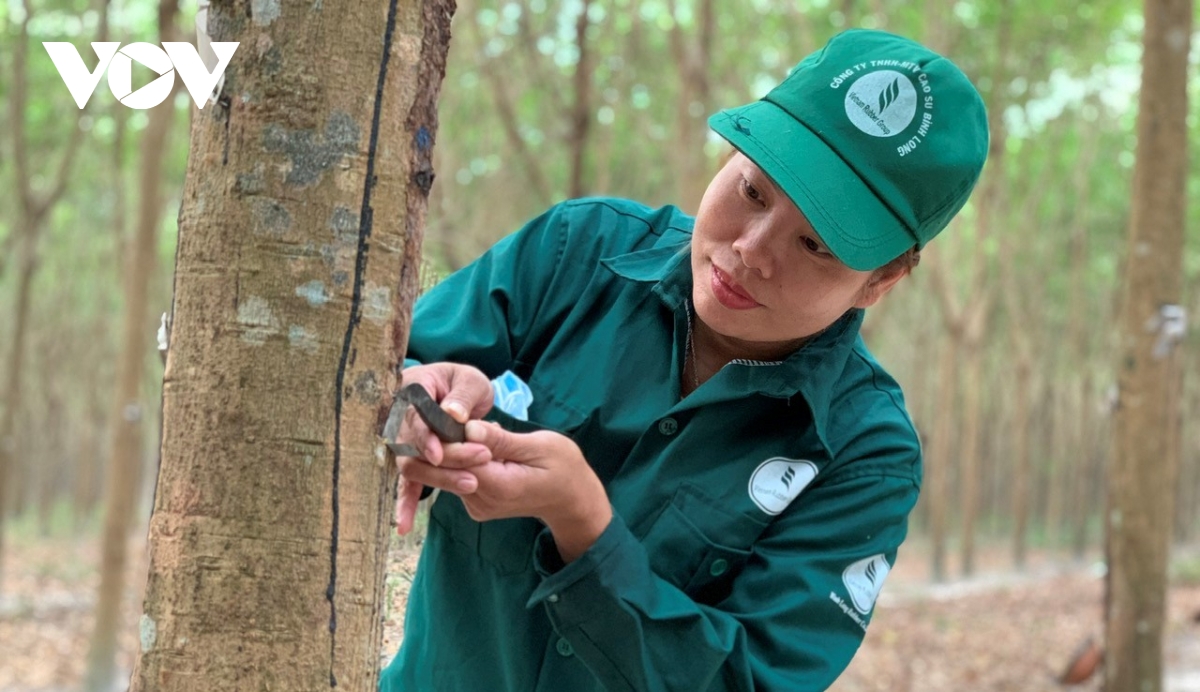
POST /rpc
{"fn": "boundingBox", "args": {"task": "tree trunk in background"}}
[129,0,453,689]
[926,234,991,581]
[1067,131,1100,560]
[472,16,552,208]
[957,321,985,576]
[70,100,130,534]
[74,318,114,533]
[1010,351,1033,568]
[1,0,96,589]
[84,2,180,688]
[957,11,1006,576]
[1046,387,1068,546]
[1104,0,1192,690]
[1177,375,1199,542]
[1070,380,1092,559]
[567,0,592,199]
[998,179,1037,569]
[667,0,714,212]
[927,331,958,582]
[0,234,38,583]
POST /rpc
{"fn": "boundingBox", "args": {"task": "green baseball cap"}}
[709,29,989,271]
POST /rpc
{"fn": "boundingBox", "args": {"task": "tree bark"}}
[129,0,454,689]
[1104,1,1192,690]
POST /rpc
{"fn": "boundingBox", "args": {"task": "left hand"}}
[397,420,612,563]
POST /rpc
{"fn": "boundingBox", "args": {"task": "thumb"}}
[465,420,524,461]
[441,380,493,424]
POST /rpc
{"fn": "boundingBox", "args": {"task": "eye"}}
[740,177,765,205]
[801,236,832,256]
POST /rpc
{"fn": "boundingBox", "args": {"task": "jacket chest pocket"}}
[637,483,771,605]
[429,403,582,576]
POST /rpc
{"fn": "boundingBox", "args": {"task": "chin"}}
[693,290,759,340]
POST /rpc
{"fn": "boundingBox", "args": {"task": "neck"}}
[693,315,809,365]
[683,308,812,397]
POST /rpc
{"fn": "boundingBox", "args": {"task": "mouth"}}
[710,265,761,310]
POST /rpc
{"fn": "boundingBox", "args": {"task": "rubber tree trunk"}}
[1104,1,1192,690]
[128,1,454,690]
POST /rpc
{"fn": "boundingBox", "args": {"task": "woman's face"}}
[690,152,903,359]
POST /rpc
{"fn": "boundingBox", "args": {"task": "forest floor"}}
[2,528,1199,692]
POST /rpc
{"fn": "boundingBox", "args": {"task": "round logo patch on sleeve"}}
[842,554,892,614]
[748,458,818,515]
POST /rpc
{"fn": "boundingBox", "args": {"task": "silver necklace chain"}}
[684,299,700,391]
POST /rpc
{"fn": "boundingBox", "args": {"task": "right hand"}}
[393,362,494,535]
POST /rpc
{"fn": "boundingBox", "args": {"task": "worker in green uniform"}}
[381,28,988,691]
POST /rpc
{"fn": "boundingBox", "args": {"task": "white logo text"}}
[44,41,238,110]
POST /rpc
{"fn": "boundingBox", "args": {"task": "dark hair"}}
[876,247,920,278]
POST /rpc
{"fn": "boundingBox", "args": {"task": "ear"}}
[853,265,909,309]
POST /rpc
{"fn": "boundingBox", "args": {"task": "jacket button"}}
[709,558,729,577]
[547,594,560,603]
[556,638,574,657]
[657,418,678,436]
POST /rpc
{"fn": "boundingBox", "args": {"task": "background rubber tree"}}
[84,2,182,688]
[1105,0,1192,689]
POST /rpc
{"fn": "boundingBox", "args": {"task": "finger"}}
[443,371,494,422]
[394,477,425,535]
[398,455,478,494]
[400,404,444,465]
[464,419,526,461]
[438,441,493,469]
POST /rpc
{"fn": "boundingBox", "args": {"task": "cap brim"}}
[709,101,916,272]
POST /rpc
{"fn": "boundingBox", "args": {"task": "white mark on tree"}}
[289,325,319,353]
[363,283,391,325]
[1144,304,1186,359]
[237,296,279,345]
[296,280,330,307]
[251,0,280,26]
[139,614,157,652]
[1167,27,1189,52]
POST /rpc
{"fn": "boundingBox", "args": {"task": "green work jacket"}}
[379,198,921,692]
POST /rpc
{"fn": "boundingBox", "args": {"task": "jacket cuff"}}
[525,511,640,621]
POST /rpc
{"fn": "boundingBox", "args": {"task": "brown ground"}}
[3,531,1199,691]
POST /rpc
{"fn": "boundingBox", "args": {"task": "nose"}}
[730,220,777,279]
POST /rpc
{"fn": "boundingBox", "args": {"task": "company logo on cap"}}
[845,70,917,137]
[830,59,937,157]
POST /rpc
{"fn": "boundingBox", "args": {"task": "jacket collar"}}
[601,239,864,450]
